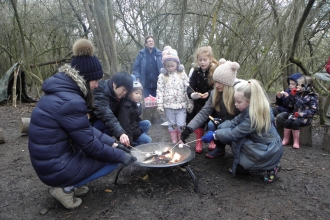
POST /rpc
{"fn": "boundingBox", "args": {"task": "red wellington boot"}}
[194,128,204,154]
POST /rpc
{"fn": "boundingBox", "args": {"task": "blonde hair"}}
[194,46,218,87]
[235,79,271,135]
[212,84,235,115]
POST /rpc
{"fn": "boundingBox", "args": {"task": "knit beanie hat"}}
[71,39,103,81]
[162,46,180,65]
[131,81,143,92]
[160,46,184,73]
[213,59,240,86]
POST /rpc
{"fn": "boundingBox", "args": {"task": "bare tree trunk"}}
[177,0,187,59]
[9,0,42,85]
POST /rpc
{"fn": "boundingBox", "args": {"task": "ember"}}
[142,148,182,165]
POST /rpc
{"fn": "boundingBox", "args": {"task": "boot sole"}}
[205,152,225,159]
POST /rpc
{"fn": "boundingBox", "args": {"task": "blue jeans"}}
[93,120,112,136]
[73,163,120,188]
[133,120,152,146]
[143,88,156,98]
[207,118,219,131]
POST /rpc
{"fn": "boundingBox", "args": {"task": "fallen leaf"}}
[105,189,112,193]
[142,174,149,181]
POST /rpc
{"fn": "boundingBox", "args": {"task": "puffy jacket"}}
[216,108,283,175]
[156,71,193,111]
[287,91,318,125]
[275,72,303,113]
[132,47,163,88]
[28,65,126,187]
[117,98,143,144]
[92,79,126,139]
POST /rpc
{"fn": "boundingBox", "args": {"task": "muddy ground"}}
[1,97,330,220]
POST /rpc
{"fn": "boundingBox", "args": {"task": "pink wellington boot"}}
[292,130,300,149]
[282,128,291,145]
[194,128,204,154]
[208,140,216,151]
[177,131,181,143]
[169,130,178,144]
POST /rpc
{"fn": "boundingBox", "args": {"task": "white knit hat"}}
[213,59,240,86]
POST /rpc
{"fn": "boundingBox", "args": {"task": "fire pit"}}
[114,142,198,192]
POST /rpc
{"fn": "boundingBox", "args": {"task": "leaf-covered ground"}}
[0,100,330,220]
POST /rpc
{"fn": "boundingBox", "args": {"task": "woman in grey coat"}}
[201,79,283,182]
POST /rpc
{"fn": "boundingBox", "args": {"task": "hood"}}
[42,64,87,97]
[287,73,303,85]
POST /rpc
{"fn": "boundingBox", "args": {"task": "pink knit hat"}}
[162,46,180,65]
[213,59,240,86]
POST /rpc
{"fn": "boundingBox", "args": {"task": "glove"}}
[157,107,164,112]
[201,131,215,143]
[116,143,131,153]
[123,153,137,166]
[294,112,299,118]
[191,92,202,100]
[181,127,193,143]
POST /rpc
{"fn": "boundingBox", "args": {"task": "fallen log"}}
[0,127,5,144]
[19,117,30,134]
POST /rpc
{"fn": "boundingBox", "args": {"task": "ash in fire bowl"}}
[130,142,195,167]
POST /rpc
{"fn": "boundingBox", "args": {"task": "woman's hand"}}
[119,134,130,146]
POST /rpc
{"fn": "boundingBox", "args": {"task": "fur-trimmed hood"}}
[42,64,88,97]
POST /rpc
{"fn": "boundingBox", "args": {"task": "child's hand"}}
[201,131,215,143]
[191,92,202,100]
[200,93,209,99]
[294,112,299,118]
[276,92,282,98]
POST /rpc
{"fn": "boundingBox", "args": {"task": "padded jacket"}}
[117,98,143,144]
[92,79,126,139]
[216,107,283,175]
[28,65,126,187]
[132,47,163,88]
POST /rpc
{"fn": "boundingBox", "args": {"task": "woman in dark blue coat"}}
[28,39,136,209]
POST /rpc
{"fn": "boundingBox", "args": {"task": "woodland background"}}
[1,0,330,122]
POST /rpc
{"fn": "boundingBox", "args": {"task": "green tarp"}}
[0,63,36,104]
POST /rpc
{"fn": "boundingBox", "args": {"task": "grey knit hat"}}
[213,59,240,86]
[131,81,143,92]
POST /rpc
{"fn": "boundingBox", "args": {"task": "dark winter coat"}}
[216,107,283,175]
[92,79,126,139]
[28,65,126,187]
[287,91,318,125]
[275,73,303,113]
[132,47,163,88]
[187,65,217,126]
[187,90,240,130]
[117,98,143,144]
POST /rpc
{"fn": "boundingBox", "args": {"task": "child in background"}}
[157,46,193,143]
[282,76,318,149]
[201,79,283,182]
[273,73,302,134]
[117,81,152,146]
[187,46,219,153]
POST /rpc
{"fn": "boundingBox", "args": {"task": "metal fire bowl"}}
[131,142,195,168]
